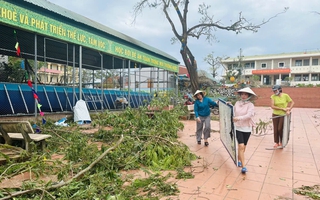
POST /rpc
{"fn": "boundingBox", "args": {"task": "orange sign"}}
[252,68,290,75]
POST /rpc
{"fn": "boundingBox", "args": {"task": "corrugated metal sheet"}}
[22,0,178,62]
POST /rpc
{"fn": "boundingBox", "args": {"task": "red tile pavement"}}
[164,107,320,200]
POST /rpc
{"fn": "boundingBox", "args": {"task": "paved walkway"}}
[168,107,320,200]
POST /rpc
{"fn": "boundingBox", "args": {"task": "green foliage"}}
[307,84,314,87]
[226,97,237,105]
[284,76,293,82]
[248,75,261,87]
[175,168,194,179]
[225,68,241,83]
[293,185,320,199]
[0,97,196,199]
[120,173,179,199]
[0,58,25,82]
[0,154,64,192]
[297,83,315,87]
[150,90,182,108]
[254,119,272,135]
[296,83,306,87]
[252,75,260,81]
[290,83,319,88]
[92,105,195,171]
[0,57,45,83]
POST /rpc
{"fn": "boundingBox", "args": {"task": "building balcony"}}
[38,68,63,74]
[290,80,320,86]
[290,66,320,74]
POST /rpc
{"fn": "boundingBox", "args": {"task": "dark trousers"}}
[272,114,284,143]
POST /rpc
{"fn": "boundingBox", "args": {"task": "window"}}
[294,75,301,81]
[312,59,319,66]
[261,63,267,68]
[302,74,309,81]
[244,62,255,69]
[251,62,255,68]
[295,60,302,66]
[311,74,319,81]
[278,62,285,68]
[282,75,289,81]
[227,64,238,70]
[303,59,310,66]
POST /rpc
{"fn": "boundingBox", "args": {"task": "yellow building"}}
[38,63,79,85]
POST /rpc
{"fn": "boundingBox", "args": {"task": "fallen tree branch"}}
[0,162,22,180]
[0,135,124,200]
[41,128,71,144]
[136,135,178,146]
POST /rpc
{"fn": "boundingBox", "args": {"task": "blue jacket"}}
[194,97,218,118]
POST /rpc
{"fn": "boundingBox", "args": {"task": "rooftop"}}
[222,50,320,62]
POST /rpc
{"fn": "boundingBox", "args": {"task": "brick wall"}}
[251,87,320,108]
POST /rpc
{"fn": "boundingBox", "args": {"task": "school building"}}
[221,51,320,86]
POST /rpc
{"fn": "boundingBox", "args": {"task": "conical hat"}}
[193,90,206,98]
[235,87,258,100]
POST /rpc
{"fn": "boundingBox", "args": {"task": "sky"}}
[47,0,320,76]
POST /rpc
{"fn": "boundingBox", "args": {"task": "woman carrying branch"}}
[233,87,257,174]
[193,90,218,147]
[270,85,294,149]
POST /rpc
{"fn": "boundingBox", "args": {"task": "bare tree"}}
[133,0,288,93]
[204,52,227,79]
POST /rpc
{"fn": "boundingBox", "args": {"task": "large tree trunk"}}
[180,47,199,94]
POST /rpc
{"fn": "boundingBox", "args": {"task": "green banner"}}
[0,1,178,72]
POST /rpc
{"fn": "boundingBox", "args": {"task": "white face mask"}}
[274,90,280,95]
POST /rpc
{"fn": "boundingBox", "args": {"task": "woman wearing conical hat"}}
[193,90,218,147]
[233,87,257,174]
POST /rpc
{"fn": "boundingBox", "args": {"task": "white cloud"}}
[48,0,320,73]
